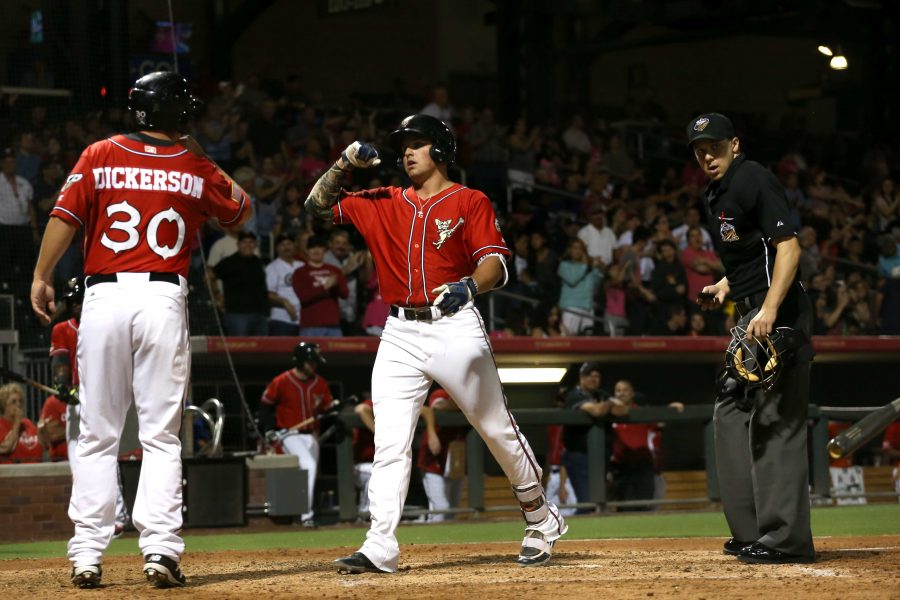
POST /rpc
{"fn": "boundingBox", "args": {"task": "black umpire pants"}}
[713,283,815,558]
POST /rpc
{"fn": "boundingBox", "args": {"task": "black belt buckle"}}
[391,305,432,322]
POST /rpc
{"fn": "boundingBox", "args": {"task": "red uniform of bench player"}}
[306,114,567,574]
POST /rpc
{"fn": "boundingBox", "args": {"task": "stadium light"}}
[817,45,833,56]
[829,55,848,70]
[497,367,568,384]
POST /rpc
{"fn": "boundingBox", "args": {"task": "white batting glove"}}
[341,141,381,169]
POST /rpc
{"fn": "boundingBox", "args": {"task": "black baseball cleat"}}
[723,538,754,556]
[334,552,388,574]
[738,542,815,564]
[71,564,102,588]
[143,554,186,587]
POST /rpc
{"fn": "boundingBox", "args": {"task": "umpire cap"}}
[686,113,735,147]
[293,342,326,369]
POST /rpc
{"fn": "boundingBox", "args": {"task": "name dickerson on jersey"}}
[90,167,205,198]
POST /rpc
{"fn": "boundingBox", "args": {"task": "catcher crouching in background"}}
[260,342,334,527]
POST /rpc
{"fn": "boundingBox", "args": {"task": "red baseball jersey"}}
[883,422,900,467]
[353,397,375,464]
[0,418,43,464]
[261,370,333,432]
[292,262,348,327]
[334,184,510,306]
[49,318,79,386]
[50,133,247,276]
[417,389,468,476]
[546,424,565,467]
[611,406,658,467]
[40,395,68,461]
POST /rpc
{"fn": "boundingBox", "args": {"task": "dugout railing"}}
[331,404,885,521]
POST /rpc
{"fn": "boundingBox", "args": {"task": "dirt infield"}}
[1,536,898,599]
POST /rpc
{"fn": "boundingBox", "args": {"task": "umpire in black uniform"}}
[689,113,815,564]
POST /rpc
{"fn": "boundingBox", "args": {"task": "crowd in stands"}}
[2,74,900,346]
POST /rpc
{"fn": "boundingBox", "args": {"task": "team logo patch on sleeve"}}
[60,173,82,192]
[433,217,465,249]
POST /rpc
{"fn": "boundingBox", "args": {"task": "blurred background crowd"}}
[3,72,899,347]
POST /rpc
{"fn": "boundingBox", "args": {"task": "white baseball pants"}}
[421,472,464,522]
[359,306,559,572]
[545,469,578,517]
[280,432,319,521]
[68,273,189,567]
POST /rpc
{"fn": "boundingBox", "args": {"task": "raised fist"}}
[341,141,381,169]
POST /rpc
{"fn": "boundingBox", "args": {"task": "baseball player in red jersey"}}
[417,388,468,522]
[30,72,251,589]
[259,342,334,525]
[38,393,68,461]
[307,114,567,574]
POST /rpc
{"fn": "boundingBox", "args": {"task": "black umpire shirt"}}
[703,154,797,301]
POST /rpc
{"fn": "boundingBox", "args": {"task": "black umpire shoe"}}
[143,554,187,587]
[334,552,389,574]
[738,542,815,564]
[723,538,753,556]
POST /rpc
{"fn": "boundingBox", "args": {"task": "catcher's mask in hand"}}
[725,325,803,391]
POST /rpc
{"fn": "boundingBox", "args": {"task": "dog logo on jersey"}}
[719,211,740,242]
[60,173,82,192]
[433,217,465,249]
[693,117,710,132]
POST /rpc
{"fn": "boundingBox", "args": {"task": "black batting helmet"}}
[293,342,326,369]
[388,114,456,165]
[63,277,84,305]
[128,71,202,132]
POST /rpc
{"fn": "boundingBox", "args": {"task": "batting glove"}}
[341,141,381,169]
[431,277,478,317]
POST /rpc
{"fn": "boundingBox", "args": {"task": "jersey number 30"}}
[101,200,186,259]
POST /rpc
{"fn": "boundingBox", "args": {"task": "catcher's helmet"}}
[388,114,456,165]
[293,342,326,369]
[724,325,802,391]
[128,71,202,131]
[63,277,84,305]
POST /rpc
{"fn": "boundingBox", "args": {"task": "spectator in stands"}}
[650,239,687,315]
[272,181,308,241]
[506,117,541,190]
[37,391,68,461]
[248,98,287,167]
[354,395,376,517]
[649,304,688,336]
[604,133,642,184]
[529,229,560,305]
[0,147,37,279]
[531,303,569,337]
[15,131,41,184]
[266,234,303,336]
[680,226,723,303]
[0,383,43,463]
[466,107,508,197]
[877,234,900,334]
[671,206,712,251]
[420,83,454,128]
[873,177,900,233]
[417,388,468,522]
[561,363,625,513]
[578,204,616,268]
[292,235,348,337]
[206,227,241,268]
[688,311,709,336]
[32,159,64,234]
[209,231,269,336]
[558,238,602,335]
[797,226,821,283]
[324,229,369,335]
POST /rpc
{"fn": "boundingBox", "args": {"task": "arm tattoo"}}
[305,162,349,220]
